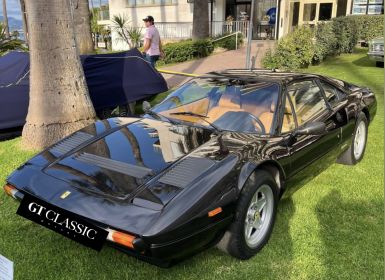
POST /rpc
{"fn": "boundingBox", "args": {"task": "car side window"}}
[281,95,296,133]
[319,80,344,107]
[287,80,328,126]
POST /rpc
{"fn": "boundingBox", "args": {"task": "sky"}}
[0,0,109,20]
[0,0,21,20]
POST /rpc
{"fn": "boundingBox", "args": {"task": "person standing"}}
[142,16,164,68]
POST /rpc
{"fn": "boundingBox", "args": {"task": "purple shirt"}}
[144,25,160,56]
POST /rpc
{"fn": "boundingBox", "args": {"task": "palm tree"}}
[19,0,28,45]
[2,0,9,38]
[192,0,209,40]
[72,0,94,54]
[22,0,96,150]
[111,14,131,48]
[111,14,142,49]
[0,22,23,55]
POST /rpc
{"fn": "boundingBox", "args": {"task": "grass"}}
[0,48,383,279]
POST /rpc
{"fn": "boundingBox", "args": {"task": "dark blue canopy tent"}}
[0,48,168,130]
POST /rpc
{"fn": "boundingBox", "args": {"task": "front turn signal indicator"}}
[208,207,222,217]
[3,184,17,199]
[109,230,136,249]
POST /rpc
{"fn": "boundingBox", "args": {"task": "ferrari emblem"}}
[60,191,71,199]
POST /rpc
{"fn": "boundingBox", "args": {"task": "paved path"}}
[159,40,275,88]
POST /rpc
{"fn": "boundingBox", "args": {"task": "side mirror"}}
[295,121,326,136]
[142,101,151,113]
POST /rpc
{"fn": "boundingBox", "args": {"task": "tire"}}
[337,112,368,165]
[375,61,384,68]
[217,170,278,259]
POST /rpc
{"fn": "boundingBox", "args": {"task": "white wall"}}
[109,0,194,26]
[109,0,226,50]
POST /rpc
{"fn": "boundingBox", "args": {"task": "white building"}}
[98,0,384,51]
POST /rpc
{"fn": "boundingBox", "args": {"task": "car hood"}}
[41,118,214,200]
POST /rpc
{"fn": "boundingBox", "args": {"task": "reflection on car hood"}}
[43,118,213,200]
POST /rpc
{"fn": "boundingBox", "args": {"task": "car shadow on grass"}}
[315,190,383,279]
[160,197,296,280]
[352,56,376,68]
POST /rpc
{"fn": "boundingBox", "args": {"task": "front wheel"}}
[337,112,368,165]
[217,170,278,259]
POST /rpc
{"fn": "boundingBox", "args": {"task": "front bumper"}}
[4,185,232,267]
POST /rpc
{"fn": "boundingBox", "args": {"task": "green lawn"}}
[0,49,383,279]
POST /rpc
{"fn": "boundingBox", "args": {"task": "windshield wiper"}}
[170,111,222,133]
[145,110,178,125]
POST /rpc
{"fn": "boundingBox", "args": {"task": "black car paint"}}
[6,72,377,266]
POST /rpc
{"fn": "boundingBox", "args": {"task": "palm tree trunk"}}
[192,0,209,40]
[2,0,10,38]
[72,0,94,54]
[19,0,28,44]
[22,0,96,150]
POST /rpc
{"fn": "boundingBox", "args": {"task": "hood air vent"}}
[158,156,215,188]
[50,132,93,155]
[76,152,153,179]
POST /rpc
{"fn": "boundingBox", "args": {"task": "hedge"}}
[161,33,244,65]
[353,15,385,42]
[213,33,244,50]
[262,14,384,70]
[162,39,214,64]
[263,26,315,70]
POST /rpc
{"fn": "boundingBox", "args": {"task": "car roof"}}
[204,69,320,85]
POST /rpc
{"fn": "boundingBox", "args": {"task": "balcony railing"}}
[155,22,193,39]
[153,21,250,40]
[210,21,249,38]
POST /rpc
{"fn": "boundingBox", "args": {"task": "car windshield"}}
[152,78,280,134]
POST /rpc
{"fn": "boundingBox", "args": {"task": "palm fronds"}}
[110,14,142,49]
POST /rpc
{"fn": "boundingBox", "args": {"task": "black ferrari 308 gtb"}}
[4,69,376,267]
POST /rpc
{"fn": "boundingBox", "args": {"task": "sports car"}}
[3,69,377,267]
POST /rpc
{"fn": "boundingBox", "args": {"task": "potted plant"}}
[260,15,270,25]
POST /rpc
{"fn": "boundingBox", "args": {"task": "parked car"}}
[368,37,384,67]
[0,49,168,133]
[4,69,376,267]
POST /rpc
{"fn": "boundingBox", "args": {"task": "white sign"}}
[0,254,13,280]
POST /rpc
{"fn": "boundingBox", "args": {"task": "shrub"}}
[213,33,244,50]
[262,26,315,70]
[332,16,359,54]
[313,22,337,63]
[193,39,214,57]
[352,15,384,42]
[162,39,214,64]
[262,14,384,70]
[331,15,384,53]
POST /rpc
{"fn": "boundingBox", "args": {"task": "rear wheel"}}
[217,170,278,259]
[337,112,368,165]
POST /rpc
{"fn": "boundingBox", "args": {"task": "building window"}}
[337,0,348,16]
[303,3,317,21]
[319,3,333,20]
[127,0,177,7]
[352,0,384,14]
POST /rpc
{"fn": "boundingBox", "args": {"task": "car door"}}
[280,79,342,194]
[318,78,356,150]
